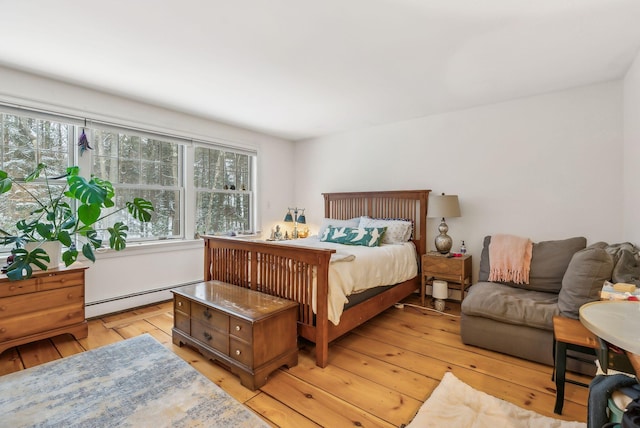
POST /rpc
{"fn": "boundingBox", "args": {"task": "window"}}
[194,146,253,235]
[91,129,182,240]
[0,104,258,252]
[0,112,72,247]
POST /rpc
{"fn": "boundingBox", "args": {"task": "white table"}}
[580,300,640,374]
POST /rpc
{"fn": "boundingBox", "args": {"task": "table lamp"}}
[427,193,461,254]
[432,280,448,311]
[284,207,306,239]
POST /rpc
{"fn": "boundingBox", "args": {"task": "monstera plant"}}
[0,163,154,280]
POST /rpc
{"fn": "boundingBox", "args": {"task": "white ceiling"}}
[1,0,640,141]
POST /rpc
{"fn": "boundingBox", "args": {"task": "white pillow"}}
[358,217,412,244]
[318,217,361,239]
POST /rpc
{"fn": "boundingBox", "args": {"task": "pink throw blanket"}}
[488,234,533,284]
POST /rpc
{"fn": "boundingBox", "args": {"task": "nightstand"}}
[421,253,472,306]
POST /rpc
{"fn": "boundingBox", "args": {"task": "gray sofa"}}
[460,236,619,372]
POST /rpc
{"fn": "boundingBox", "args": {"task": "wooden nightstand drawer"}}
[424,258,463,276]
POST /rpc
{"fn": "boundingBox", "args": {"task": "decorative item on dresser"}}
[427,193,461,254]
[0,264,87,355]
[172,281,298,390]
[421,252,472,306]
[203,189,430,368]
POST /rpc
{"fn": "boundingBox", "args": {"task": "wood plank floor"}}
[0,295,590,427]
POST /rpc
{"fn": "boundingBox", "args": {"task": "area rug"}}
[0,334,269,427]
[407,372,586,428]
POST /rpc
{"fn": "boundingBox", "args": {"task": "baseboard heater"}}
[86,280,203,307]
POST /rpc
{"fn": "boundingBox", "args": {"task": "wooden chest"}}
[0,264,88,354]
[172,280,298,390]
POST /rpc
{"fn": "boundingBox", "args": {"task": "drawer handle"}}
[0,306,6,312]
[177,301,183,307]
[203,309,212,320]
[235,349,241,356]
[235,325,241,332]
[67,293,74,299]
[203,332,212,341]
[0,327,6,333]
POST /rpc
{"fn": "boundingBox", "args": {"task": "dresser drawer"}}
[0,286,84,319]
[192,302,228,329]
[174,294,191,315]
[39,271,85,291]
[174,311,190,334]
[0,280,38,298]
[229,317,252,343]
[230,336,253,367]
[0,303,84,341]
[191,319,229,354]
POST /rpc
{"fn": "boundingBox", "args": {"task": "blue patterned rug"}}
[0,334,269,427]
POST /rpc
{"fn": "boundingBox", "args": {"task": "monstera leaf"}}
[6,248,50,281]
[108,222,129,251]
[0,164,154,280]
[126,198,154,222]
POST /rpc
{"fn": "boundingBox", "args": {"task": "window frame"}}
[0,103,259,256]
[192,143,257,237]
[88,125,186,241]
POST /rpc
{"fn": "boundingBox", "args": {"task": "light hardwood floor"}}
[0,295,590,427]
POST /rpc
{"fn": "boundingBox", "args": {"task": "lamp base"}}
[434,218,453,254]
[434,298,446,312]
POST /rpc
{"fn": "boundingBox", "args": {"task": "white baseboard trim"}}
[85,281,202,318]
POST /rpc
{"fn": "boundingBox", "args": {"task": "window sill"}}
[93,238,203,259]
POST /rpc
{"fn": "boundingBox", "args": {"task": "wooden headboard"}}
[322,190,431,256]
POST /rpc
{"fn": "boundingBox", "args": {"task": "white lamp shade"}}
[432,280,448,299]
[428,195,461,218]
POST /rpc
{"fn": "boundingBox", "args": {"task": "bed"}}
[203,189,430,367]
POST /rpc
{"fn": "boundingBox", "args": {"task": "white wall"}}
[623,50,640,245]
[294,82,624,280]
[0,65,295,316]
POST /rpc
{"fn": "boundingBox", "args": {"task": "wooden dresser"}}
[0,264,88,354]
[172,280,298,390]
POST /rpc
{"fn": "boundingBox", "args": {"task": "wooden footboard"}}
[203,189,430,368]
[204,236,336,366]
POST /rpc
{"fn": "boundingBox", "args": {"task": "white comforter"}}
[279,237,418,325]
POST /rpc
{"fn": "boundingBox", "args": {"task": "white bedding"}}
[278,236,418,325]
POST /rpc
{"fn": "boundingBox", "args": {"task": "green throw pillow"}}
[320,226,386,247]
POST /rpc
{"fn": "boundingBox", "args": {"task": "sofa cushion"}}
[479,236,587,293]
[558,242,614,319]
[461,281,559,331]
